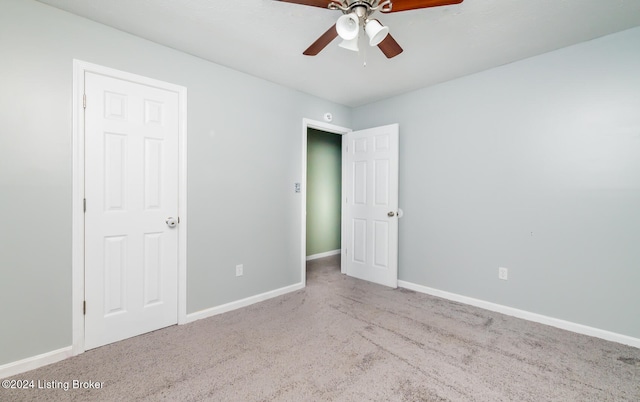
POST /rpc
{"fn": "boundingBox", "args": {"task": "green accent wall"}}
[306,129,342,256]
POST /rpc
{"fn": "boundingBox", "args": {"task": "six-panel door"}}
[84,72,179,350]
[343,124,399,288]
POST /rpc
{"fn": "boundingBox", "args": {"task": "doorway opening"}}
[306,128,342,261]
[301,120,400,288]
[300,119,351,285]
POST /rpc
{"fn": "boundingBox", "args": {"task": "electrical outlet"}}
[498,267,508,280]
[236,264,243,277]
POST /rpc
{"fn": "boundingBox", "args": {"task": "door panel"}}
[343,124,399,288]
[84,72,179,350]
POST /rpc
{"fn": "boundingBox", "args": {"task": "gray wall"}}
[306,129,342,256]
[0,0,350,366]
[2,0,639,370]
[352,27,640,339]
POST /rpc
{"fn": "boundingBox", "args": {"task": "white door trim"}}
[301,118,351,284]
[72,60,188,355]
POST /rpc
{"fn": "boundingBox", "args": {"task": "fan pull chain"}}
[361,28,367,67]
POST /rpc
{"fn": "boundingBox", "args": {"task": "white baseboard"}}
[185,282,305,324]
[397,280,640,349]
[0,346,73,379]
[1,283,305,378]
[306,249,341,261]
[0,282,305,378]
[7,280,634,380]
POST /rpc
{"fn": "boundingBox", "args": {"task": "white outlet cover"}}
[498,267,508,280]
[323,112,333,122]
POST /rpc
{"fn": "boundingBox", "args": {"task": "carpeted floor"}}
[3,254,639,401]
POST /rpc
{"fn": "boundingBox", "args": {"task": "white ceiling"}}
[37,0,640,107]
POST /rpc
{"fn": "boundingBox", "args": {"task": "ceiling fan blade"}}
[303,24,339,56]
[276,0,332,9]
[377,34,403,58]
[383,0,463,13]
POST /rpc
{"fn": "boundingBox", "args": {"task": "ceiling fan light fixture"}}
[365,19,389,47]
[338,37,359,52]
[336,12,360,40]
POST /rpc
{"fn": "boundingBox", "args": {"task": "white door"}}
[343,124,399,288]
[84,72,179,349]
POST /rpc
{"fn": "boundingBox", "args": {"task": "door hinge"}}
[83,301,86,315]
[83,94,86,109]
[83,198,86,213]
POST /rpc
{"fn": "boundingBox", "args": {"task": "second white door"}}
[84,71,180,350]
[343,124,399,288]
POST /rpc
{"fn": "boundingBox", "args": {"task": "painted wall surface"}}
[306,129,342,256]
[0,0,350,366]
[352,27,640,339]
[2,0,639,371]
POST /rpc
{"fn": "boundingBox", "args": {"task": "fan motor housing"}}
[330,0,392,16]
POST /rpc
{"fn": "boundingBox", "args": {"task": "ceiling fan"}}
[277,0,464,59]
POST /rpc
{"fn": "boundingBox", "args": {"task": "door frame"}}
[301,118,351,284]
[71,60,188,355]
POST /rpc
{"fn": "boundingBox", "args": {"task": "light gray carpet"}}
[3,255,640,401]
